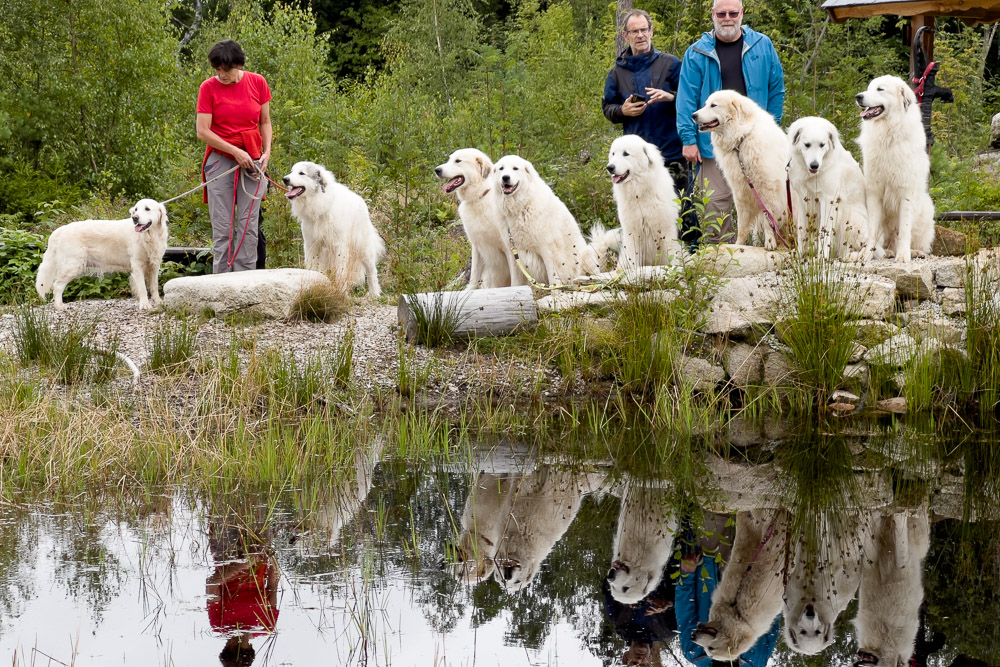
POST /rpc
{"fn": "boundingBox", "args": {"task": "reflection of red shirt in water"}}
[207,561,279,635]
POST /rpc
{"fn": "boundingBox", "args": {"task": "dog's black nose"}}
[805,604,816,618]
[855,93,864,104]
[282,176,290,185]
[606,164,615,174]
[691,112,698,120]
[501,175,510,183]
[606,567,617,581]
[809,162,819,170]
[434,166,443,177]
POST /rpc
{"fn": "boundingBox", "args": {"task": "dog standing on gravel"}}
[494,154,619,286]
[692,91,791,249]
[786,116,877,262]
[283,161,384,297]
[856,75,936,262]
[607,135,682,269]
[36,198,169,311]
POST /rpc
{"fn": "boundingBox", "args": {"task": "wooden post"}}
[397,286,538,343]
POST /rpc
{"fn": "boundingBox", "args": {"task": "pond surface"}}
[2,425,999,666]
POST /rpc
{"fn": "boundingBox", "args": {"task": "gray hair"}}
[711,0,744,10]
[620,9,652,32]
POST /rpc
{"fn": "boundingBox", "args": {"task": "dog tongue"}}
[442,176,463,193]
[285,186,305,199]
[612,173,628,184]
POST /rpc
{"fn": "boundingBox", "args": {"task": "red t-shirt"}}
[197,70,271,156]
[206,561,279,636]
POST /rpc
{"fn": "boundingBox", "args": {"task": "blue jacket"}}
[675,27,785,159]
[602,48,683,163]
[675,558,781,667]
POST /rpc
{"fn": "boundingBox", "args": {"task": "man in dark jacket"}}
[602,9,686,193]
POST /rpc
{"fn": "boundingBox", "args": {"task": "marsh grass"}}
[289,281,351,323]
[330,324,355,390]
[965,255,1000,421]
[147,316,197,373]
[404,290,469,347]
[774,257,863,401]
[13,307,123,384]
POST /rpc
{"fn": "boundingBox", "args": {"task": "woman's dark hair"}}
[208,40,246,69]
[219,636,255,667]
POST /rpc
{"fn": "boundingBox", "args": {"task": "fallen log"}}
[397,286,537,343]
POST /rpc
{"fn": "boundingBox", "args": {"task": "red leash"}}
[746,177,790,248]
[912,61,936,104]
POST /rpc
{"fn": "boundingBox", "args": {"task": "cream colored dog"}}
[856,75,936,262]
[853,509,930,667]
[787,116,877,262]
[607,135,682,269]
[607,483,678,604]
[35,198,169,311]
[494,155,618,286]
[693,91,791,249]
[283,161,384,296]
[435,148,544,289]
[691,509,787,660]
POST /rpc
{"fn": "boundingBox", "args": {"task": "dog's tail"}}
[587,222,622,268]
[35,247,56,300]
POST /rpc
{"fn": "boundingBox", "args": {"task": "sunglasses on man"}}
[714,10,741,18]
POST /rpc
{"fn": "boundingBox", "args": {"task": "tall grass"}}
[12,307,123,384]
[964,254,1000,421]
[775,257,862,401]
[403,291,469,347]
[147,316,197,373]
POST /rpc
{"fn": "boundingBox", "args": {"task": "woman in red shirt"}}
[196,39,272,273]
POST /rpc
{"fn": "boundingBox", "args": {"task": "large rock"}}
[876,263,934,300]
[932,257,966,288]
[941,287,967,316]
[703,244,792,279]
[678,355,726,392]
[163,268,333,319]
[723,342,766,386]
[931,226,968,257]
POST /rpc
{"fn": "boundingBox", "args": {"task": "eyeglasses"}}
[625,27,651,36]
[714,10,741,18]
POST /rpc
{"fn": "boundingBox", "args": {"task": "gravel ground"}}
[0,298,553,399]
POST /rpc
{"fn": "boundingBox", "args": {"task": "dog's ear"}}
[643,142,660,167]
[729,96,747,124]
[828,129,839,151]
[899,83,916,111]
[158,202,168,225]
[791,128,802,145]
[310,165,327,193]
[476,156,491,180]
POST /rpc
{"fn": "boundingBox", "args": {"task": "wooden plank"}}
[828,1,1000,20]
[397,286,538,343]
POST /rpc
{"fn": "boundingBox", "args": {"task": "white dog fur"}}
[856,75,936,262]
[491,467,586,592]
[448,472,519,583]
[607,483,678,604]
[35,198,169,311]
[783,511,866,655]
[283,161,384,296]
[494,155,618,286]
[691,509,787,660]
[606,135,682,269]
[787,116,877,262]
[853,509,930,667]
[434,148,545,290]
[692,90,791,249]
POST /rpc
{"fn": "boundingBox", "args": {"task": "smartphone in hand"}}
[628,93,645,104]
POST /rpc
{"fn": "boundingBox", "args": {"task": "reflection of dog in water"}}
[607,483,679,604]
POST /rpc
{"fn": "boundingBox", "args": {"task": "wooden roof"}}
[822,0,1000,23]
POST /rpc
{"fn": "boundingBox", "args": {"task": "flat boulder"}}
[163,268,333,319]
[931,225,967,257]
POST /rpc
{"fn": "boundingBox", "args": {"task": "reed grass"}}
[404,291,469,347]
[12,307,123,385]
[289,281,351,323]
[147,315,197,373]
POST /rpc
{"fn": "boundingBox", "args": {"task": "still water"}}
[2,426,998,666]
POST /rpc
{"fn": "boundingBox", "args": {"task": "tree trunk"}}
[397,286,538,343]
[615,0,633,57]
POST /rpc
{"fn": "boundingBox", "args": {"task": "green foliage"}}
[12,308,123,384]
[147,317,198,374]
[0,227,46,303]
[404,291,470,348]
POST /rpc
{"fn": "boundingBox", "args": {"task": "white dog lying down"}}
[283,161,385,297]
[607,482,679,604]
[435,148,544,290]
[494,155,619,286]
[783,510,866,655]
[693,91,791,249]
[856,75,936,262]
[35,198,169,311]
[787,116,878,262]
[607,135,682,269]
[853,509,930,667]
[691,509,787,660]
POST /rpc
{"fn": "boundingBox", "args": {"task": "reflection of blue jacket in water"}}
[675,558,780,667]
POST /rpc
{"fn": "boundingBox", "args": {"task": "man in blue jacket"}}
[676,0,785,243]
[602,9,686,193]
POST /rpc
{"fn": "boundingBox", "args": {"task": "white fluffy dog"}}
[35,198,169,311]
[787,117,877,262]
[607,483,678,604]
[283,161,384,296]
[447,472,518,583]
[435,148,545,290]
[693,91,791,249]
[853,509,930,667]
[856,75,936,262]
[494,155,618,286]
[783,511,866,655]
[606,135,682,269]
[691,510,787,660]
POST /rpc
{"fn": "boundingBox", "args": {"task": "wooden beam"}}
[397,286,538,343]
[828,1,1000,20]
